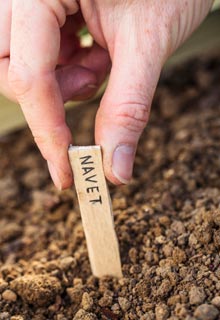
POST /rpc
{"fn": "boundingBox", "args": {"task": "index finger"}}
[9,0,78,189]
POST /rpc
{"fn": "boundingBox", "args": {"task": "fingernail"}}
[77,83,98,95]
[47,161,62,190]
[112,145,135,184]
[87,84,98,89]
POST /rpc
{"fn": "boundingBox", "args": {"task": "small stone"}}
[0,313,10,320]
[73,278,83,286]
[73,309,97,320]
[157,279,172,297]
[60,257,76,271]
[81,292,93,311]
[112,197,127,209]
[67,287,83,304]
[129,247,138,264]
[118,297,131,312]
[111,303,120,312]
[2,289,17,302]
[98,290,113,307]
[140,312,155,320]
[11,275,61,306]
[155,303,170,320]
[155,236,166,244]
[189,233,198,247]
[174,303,187,318]
[170,221,186,235]
[211,296,220,308]
[135,279,151,298]
[172,247,186,264]
[162,244,173,258]
[194,304,219,320]
[167,295,181,306]
[73,309,86,319]
[10,317,24,320]
[189,286,206,305]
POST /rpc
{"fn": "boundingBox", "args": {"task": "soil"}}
[1,54,220,320]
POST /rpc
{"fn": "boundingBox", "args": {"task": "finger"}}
[56,64,98,102]
[67,43,111,87]
[0,1,15,100]
[9,0,79,189]
[0,59,99,104]
[57,43,110,101]
[95,23,165,185]
[59,13,84,65]
[0,0,11,59]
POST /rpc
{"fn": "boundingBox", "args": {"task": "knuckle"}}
[33,125,71,161]
[40,0,79,27]
[115,102,150,134]
[8,64,32,97]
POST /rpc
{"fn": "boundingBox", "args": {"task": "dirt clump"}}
[10,275,61,306]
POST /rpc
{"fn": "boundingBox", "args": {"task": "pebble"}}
[73,309,97,320]
[140,312,155,320]
[98,290,113,307]
[81,292,93,311]
[211,296,220,308]
[67,287,83,304]
[60,256,76,271]
[111,303,120,312]
[2,289,17,302]
[172,247,186,264]
[0,313,10,320]
[194,304,219,320]
[155,303,170,320]
[189,286,206,305]
[157,279,172,297]
[170,220,186,235]
[118,297,131,312]
[10,317,24,320]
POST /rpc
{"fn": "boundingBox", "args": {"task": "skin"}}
[0,0,214,189]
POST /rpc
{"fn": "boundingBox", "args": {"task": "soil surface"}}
[1,54,220,320]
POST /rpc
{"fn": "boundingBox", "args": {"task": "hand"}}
[0,0,213,189]
[0,0,110,189]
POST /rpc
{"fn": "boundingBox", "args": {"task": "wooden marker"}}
[68,146,122,278]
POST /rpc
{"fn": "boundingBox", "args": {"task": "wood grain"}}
[68,145,122,278]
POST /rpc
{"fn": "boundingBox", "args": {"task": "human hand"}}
[0,0,110,189]
[0,0,213,189]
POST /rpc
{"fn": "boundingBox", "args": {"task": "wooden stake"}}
[68,145,122,278]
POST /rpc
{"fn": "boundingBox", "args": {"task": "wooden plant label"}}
[68,145,122,278]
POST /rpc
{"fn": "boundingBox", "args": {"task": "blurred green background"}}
[0,3,220,136]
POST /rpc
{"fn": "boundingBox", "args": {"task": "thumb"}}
[95,26,165,184]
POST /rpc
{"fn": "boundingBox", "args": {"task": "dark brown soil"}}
[1,54,220,320]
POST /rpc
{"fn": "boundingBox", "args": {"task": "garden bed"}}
[1,54,220,319]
